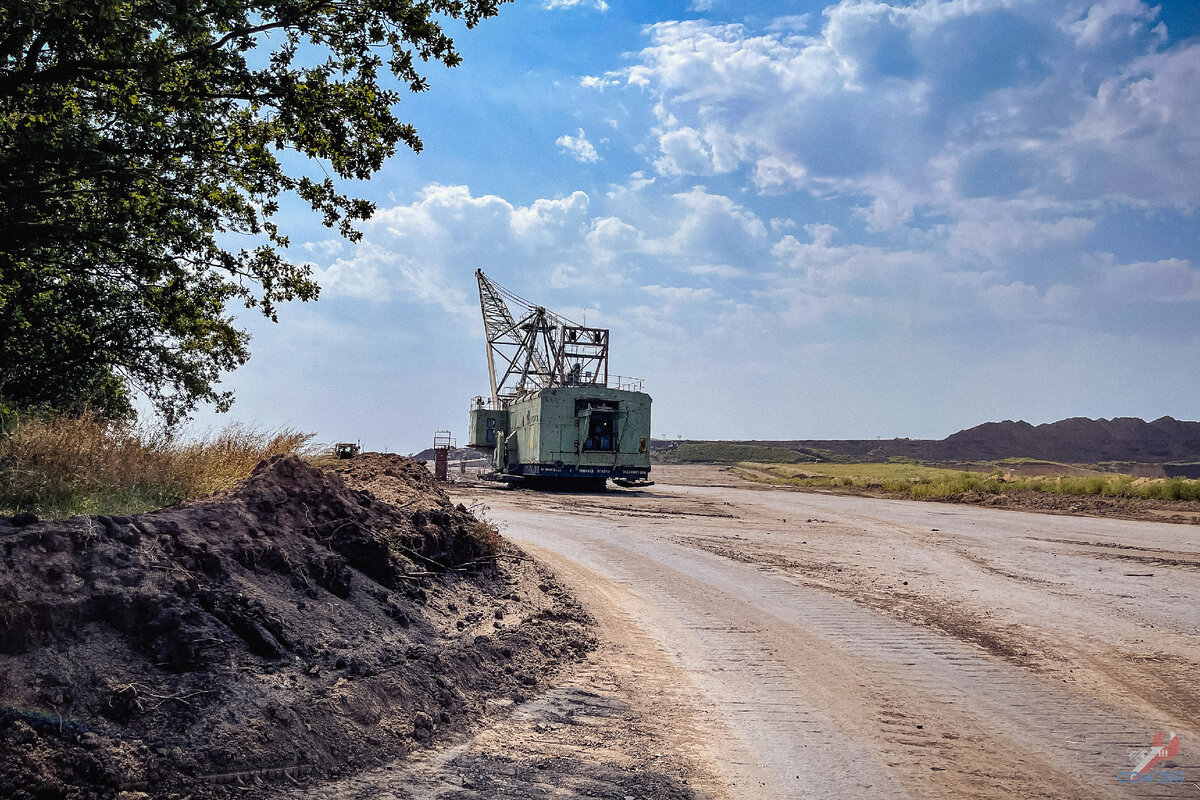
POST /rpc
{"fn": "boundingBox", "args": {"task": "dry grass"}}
[736,462,1200,502]
[0,413,318,517]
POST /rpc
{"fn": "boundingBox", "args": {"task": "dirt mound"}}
[322,451,459,511]
[940,416,1200,463]
[0,455,593,799]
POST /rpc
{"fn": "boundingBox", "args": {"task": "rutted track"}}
[454,467,1200,799]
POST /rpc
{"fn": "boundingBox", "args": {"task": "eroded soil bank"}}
[0,454,596,799]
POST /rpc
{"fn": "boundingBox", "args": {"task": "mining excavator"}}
[467,270,652,490]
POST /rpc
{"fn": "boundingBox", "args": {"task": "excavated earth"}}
[0,454,599,799]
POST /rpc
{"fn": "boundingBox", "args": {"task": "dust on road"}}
[450,465,1200,799]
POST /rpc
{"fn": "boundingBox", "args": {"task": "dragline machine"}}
[467,269,653,490]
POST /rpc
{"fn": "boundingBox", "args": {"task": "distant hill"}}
[411,446,489,463]
[939,416,1200,463]
[654,416,1200,466]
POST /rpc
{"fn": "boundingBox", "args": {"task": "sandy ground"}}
[284,465,1199,799]
[437,465,1200,799]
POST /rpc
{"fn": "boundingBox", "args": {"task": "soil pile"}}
[940,416,1200,463]
[0,454,594,799]
[322,452,469,510]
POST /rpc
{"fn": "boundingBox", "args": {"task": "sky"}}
[190,0,1200,453]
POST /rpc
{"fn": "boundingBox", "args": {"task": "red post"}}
[432,430,453,481]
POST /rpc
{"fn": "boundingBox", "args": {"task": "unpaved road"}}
[449,466,1200,799]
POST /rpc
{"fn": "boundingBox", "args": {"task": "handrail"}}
[471,375,646,409]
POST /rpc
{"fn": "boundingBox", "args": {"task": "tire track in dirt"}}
[462,481,1200,799]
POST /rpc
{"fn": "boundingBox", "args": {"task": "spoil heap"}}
[323,451,468,510]
[0,455,593,799]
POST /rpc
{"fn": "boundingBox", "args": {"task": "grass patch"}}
[654,441,846,464]
[658,442,813,464]
[1,413,317,518]
[735,462,1200,502]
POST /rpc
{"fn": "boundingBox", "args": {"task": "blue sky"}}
[192,0,1200,453]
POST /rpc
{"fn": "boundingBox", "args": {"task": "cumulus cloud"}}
[607,0,1199,234]
[1063,43,1200,208]
[981,282,1086,325]
[311,252,392,301]
[298,182,774,327]
[543,0,608,11]
[653,127,716,176]
[769,225,958,326]
[555,128,600,163]
[1067,0,1162,48]
[302,238,344,257]
[1095,257,1200,302]
[290,161,1197,443]
[943,210,1096,261]
[308,185,591,313]
[315,174,1188,345]
[580,75,620,90]
[305,130,1197,376]
[642,284,716,304]
[206,2,1200,449]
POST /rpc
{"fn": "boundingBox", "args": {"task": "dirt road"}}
[449,466,1200,799]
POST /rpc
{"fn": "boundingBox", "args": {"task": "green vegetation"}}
[736,463,1200,502]
[1,0,508,421]
[660,443,812,464]
[655,441,846,464]
[1,413,316,517]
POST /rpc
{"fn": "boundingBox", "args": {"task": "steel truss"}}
[475,269,611,406]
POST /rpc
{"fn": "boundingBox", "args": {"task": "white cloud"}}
[556,128,600,163]
[580,75,620,90]
[610,2,1200,230]
[586,216,643,253]
[647,187,770,266]
[306,169,1197,377]
[543,0,608,11]
[1066,0,1160,48]
[302,238,344,257]
[687,263,745,278]
[1062,43,1200,208]
[943,211,1096,261]
[1096,257,1200,302]
[981,282,1085,324]
[296,182,773,321]
[751,154,808,194]
[310,252,391,301]
[768,15,811,33]
[654,127,717,175]
[308,185,591,313]
[642,284,716,304]
[205,2,1200,450]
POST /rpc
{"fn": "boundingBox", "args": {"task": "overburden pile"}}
[0,455,593,799]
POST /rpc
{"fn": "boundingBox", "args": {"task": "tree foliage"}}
[0,0,507,422]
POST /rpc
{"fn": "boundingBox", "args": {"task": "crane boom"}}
[475,269,520,405]
[475,269,609,403]
[468,270,652,490]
